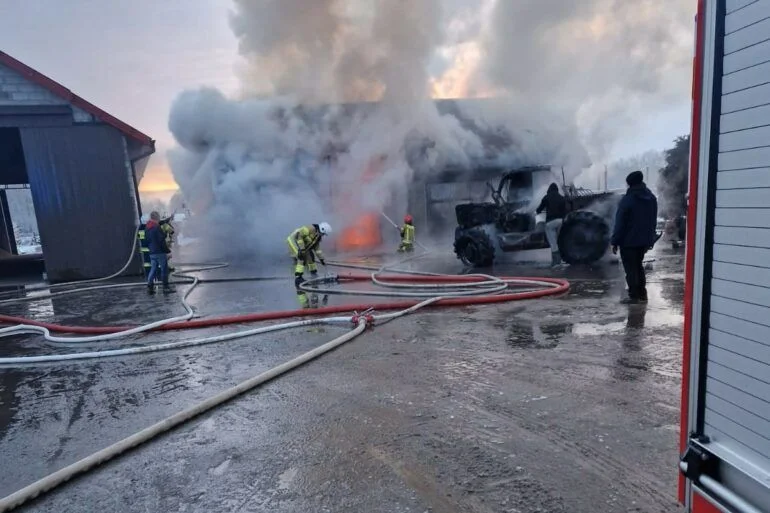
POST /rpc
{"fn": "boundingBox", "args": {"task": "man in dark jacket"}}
[611,171,658,304]
[536,183,568,266]
[145,211,175,294]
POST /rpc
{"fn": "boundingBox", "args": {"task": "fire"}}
[337,212,382,251]
[334,156,385,252]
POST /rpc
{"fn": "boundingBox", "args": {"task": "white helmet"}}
[318,222,332,235]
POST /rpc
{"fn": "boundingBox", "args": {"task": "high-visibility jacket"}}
[288,225,324,259]
[161,220,174,247]
[137,224,151,271]
[400,224,415,244]
[138,222,175,276]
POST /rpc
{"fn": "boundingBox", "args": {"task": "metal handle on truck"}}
[680,443,766,513]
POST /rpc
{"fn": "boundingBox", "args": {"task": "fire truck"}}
[679,1,770,512]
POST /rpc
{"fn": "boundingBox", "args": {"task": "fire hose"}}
[0,267,567,363]
[0,252,569,512]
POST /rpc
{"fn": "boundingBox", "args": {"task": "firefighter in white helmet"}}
[287,222,332,287]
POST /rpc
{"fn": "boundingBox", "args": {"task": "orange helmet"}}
[404,214,413,224]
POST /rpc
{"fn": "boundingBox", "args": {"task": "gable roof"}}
[0,50,153,145]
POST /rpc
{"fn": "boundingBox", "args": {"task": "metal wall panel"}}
[20,125,142,281]
[714,243,770,266]
[718,147,770,169]
[714,225,770,246]
[719,125,770,149]
[713,261,770,286]
[703,0,770,478]
[0,190,16,254]
[715,187,770,206]
[724,15,770,51]
[716,169,770,188]
[725,0,770,33]
[723,38,770,73]
[726,0,759,15]
[707,378,770,423]
[712,277,770,304]
[709,362,770,412]
[721,82,770,113]
[722,60,770,93]
[721,103,770,131]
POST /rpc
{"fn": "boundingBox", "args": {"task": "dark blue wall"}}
[20,125,142,281]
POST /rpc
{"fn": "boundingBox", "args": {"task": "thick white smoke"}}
[167,0,693,258]
[479,0,692,161]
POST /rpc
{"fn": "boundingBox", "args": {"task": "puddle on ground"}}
[505,322,564,349]
[572,321,626,336]
[25,299,55,318]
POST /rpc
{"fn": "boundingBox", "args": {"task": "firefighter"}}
[138,215,152,275]
[287,222,332,287]
[397,214,415,253]
[160,215,175,273]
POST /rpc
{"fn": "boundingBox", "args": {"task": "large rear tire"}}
[557,211,610,265]
[454,229,495,267]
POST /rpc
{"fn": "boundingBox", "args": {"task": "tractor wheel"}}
[557,211,610,265]
[454,229,495,267]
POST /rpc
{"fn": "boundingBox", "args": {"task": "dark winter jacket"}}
[611,184,658,249]
[145,220,170,255]
[536,185,567,222]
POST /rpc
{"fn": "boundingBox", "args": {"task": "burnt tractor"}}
[453,168,621,267]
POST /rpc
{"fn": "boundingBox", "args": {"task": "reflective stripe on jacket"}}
[400,224,415,243]
[288,225,324,258]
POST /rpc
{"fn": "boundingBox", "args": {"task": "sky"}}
[0,0,694,199]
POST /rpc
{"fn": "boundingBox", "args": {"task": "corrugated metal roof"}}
[0,50,154,146]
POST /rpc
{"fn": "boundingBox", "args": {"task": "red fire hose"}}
[0,272,569,335]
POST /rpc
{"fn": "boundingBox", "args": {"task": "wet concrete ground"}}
[0,245,685,512]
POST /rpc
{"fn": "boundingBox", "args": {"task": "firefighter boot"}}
[551,251,562,267]
[147,283,155,295]
[163,285,177,294]
[294,273,305,288]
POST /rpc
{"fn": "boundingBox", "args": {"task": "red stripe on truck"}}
[680,0,707,505]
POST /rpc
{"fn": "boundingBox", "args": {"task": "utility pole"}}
[604,165,608,191]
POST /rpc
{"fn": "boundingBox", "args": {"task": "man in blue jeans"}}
[145,211,175,295]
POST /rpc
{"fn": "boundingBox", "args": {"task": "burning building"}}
[168,92,590,257]
[0,51,154,281]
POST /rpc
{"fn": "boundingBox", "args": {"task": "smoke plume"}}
[480,0,692,160]
[167,0,693,258]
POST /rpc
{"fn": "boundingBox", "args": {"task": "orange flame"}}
[335,156,385,252]
[337,212,382,251]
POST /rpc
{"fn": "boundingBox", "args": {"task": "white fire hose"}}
[0,245,566,511]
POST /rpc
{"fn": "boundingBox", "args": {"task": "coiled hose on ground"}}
[0,249,569,511]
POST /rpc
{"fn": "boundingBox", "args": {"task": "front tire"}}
[557,211,610,265]
[454,229,495,267]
